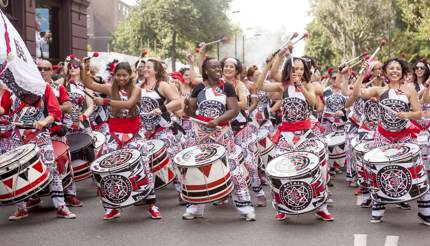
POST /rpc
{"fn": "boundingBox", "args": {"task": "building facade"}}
[2,0,89,63]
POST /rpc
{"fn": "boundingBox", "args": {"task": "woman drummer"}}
[351,58,430,225]
[181,56,256,221]
[221,56,266,207]
[256,49,334,221]
[82,61,162,220]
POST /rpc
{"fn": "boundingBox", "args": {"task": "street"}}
[0,174,428,246]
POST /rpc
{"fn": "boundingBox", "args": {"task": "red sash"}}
[195,115,228,127]
[272,119,311,144]
[377,124,420,143]
[108,117,141,134]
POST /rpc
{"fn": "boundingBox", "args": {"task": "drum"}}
[38,141,73,197]
[257,129,275,168]
[90,149,152,208]
[266,151,327,215]
[0,144,52,205]
[174,143,233,204]
[353,141,373,187]
[417,132,429,171]
[326,132,346,169]
[67,133,95,182]
[93,131,106,158]
[363,143,429,204]
[143,140,175,190]
[231,145,250,186]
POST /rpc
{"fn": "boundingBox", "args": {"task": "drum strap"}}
[110,132,134,148]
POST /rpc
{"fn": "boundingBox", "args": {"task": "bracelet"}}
[82,114,87,121]
[102,98,111,106]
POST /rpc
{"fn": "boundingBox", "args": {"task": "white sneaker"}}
[244,211,256,221]
[182,212,203,220]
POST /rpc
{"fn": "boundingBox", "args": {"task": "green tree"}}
[111,0,233,71]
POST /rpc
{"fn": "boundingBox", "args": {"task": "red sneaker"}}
[354,187,362,196]
[275,212,287,221]
[8,209,29,221]
[148,206,162,219]
[57,206,76,219]
[26,198,42,209]
[65,196,83,207]
[316,211,334,221]
[103,209,120,220]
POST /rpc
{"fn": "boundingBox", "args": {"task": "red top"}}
[57,84,71,105]
[44,84,62,121]
[0,89,12,115]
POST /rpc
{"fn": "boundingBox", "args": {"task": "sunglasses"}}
[37,67,51,72]
[416,66,426,70]
[67,63,80,69]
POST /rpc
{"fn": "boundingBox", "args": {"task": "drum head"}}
[67,133,93,153]
[91,149,141,173]
[144,140,165,156]
[297,139,324,155]
[0,144,36,168]
[364,143,420,163]
[93,132,106,149]
[326,133,346,147]
[174,143,226,167]
[354,141,373,154]
[266,151,319,178]
[52,141,69,159]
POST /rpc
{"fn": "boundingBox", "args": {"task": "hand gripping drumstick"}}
[190,117,223,129]
[359,39,387,75]
[196,37,230,53]
[83,51,100,62]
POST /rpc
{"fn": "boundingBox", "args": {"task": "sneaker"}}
[418,213,430,226]
[8,209,28,221]
[182,212,203,220]
[360,199,372,208]
[212,199,228,206]
[354,187,362,196]
[103,209,120,220]
[349,181,358,188]
[326,198,334,205]
[396,202,411,210]
[370,216,383,223]
[255,196,267,207]
[327,181,334,187]
[57,206,76,219]
[244,211,256,221]
[26,198,42,209]
[148,206,162,219]
[335,168,343,174]
[65,196,83,207]
[275,212,287,221]
[315,211,334,221]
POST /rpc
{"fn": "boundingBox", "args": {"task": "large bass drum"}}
[90,149,152,208]
[143,140,175,190]
[364,143,429,204]
[174,143,233,204]
[0,144,52,205]
[266,151,327,215]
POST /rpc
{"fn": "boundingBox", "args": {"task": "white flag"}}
[0,9,45,104]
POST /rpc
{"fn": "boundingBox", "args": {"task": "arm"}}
[82,88,95,119]
[248,84,258,114]
[160,81,181,112]
[236,82,248,110]
[345,72,365,108]
[187,53,203,86]
[208,96,239,128]
[255,61,284,93]
[81,61,111,96]
[96,86,141,110]
[299,82,316,108]
[57,85,72,113]
[400,88,422,120]
[270,50,288,82]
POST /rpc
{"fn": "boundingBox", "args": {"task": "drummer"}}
[22,59,84,208]
[351,58,430,225]
[181,55,256,221]
[2,81,76,220]
[221,56,266,207]
[82,61,162,220]
[256,49,334,221]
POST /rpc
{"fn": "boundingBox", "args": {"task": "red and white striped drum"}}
[174,143,233,204]
[266,151,327,215]
[353,141,373,187]
[257,129,275,168]
[0,144,52,205]
[144,140,175,190]
[364,143,429,204]
[417,132,429,171]
[231,145,250,186]
[90,149,152,208]
[39,141,72,197]
[93,131,106,158]
[326,132,346,170]
[68,133,95,182]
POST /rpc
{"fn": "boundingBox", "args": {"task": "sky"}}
[229,0,313,56]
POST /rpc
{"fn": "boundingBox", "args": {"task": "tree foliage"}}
[110,0,233,70]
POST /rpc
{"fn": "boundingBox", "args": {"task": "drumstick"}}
[190,117,223,129]
[378,102,398,115]
[82,89,95,99]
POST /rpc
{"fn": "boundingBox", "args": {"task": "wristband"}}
[82,114,88,121]
[159,104,168,113]
[102,98,111,106]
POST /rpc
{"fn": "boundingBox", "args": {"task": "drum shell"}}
[231,145,250,186]
[365,146,429,203]
[0,145,52,205]
[67,133,95,162]
[257,130,275,168]
[327,133,346,168]
[353,141,373,186]
[93,132,106,158]
[175,144,233,204]
[91,150,152,208]
[144,140,176,190]
[71,159,92,182]
[417,133,430,171]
